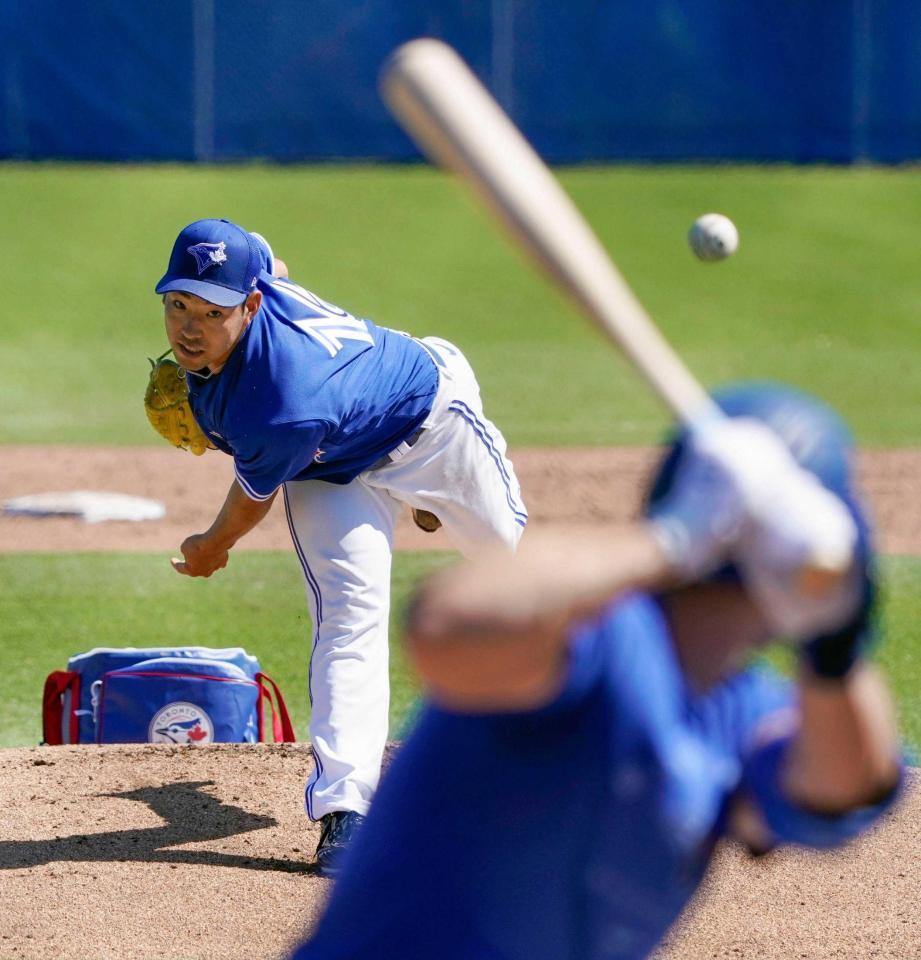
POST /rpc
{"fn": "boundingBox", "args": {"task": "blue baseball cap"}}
[155,218,263,307]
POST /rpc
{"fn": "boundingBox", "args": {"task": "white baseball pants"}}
[282,337,527,819]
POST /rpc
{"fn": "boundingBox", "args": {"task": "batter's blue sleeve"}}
[688,664,903,849]
[742,733,904,848]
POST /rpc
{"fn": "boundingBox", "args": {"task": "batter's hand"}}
[171,533,230,578]
[650,418,858,636]
[733,460,860,638]
[648,419,754,578]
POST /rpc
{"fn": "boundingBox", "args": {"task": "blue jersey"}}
[188,270,439,497]
[294,594,899,960]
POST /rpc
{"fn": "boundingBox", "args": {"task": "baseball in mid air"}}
[688,213,739,261]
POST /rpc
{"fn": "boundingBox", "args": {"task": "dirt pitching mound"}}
[0,744,916,959]
[2,445,920,957]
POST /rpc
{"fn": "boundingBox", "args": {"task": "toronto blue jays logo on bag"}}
[149,702,215,744]
[42,646,295,746]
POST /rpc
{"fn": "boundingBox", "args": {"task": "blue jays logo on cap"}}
[188,241,228,274]
[156,218,264,308]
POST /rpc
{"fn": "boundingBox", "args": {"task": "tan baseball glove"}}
[144,351,215,456]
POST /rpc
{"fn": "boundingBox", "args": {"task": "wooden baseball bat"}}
[380,38,854,583]
[380,37,718,424]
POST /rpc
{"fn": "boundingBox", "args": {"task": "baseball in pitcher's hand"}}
[171,533,230,577]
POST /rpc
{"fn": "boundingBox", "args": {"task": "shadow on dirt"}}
[0,779,316,874]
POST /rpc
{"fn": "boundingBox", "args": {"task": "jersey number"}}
[273,278,374,358]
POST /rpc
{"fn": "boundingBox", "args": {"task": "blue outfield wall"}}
[2,0,920,164]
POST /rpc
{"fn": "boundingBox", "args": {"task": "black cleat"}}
[315,810,365,877]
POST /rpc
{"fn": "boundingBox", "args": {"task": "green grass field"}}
[0,552,453,748]
[2,552,920,752]
[1,163,920,751]
[2,163,921,445]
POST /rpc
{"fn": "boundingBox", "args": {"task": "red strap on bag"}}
[256,672,296,743]
[42,671,81,745]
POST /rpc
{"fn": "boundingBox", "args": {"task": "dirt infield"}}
[0,745,916,960]
[1,446,920,958]
[4,445,921,552]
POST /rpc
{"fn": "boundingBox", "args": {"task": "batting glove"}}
[650,417,859,638]
[734,475,860,640]
[647,419,751,579]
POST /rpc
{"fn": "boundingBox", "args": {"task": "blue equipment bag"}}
[42,646,295,745]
